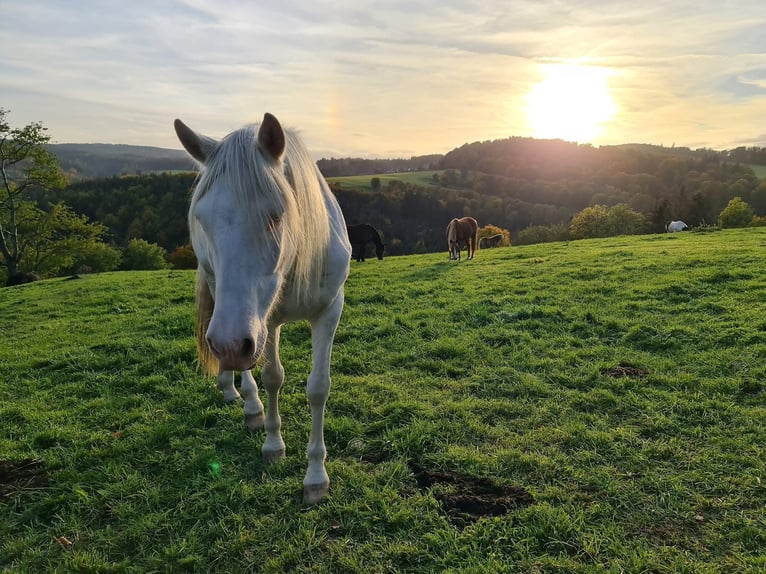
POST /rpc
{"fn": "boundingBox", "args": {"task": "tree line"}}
[3,107,766,285]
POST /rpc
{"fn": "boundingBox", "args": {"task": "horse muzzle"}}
[206,326,267,371]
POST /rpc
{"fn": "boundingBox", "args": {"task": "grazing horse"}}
[446,217,478,260]
[174,113,351,503]
[346,223,384,262]
[479,233,503,249]
[666,220,689,232]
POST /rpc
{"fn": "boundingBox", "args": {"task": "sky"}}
[1,0,765,159]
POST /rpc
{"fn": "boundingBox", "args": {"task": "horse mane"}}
[195,269,218,375]
[189,123,330,307]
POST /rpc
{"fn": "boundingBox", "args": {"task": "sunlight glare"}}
[525,64,616,143]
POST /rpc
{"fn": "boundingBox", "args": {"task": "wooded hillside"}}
[36,138,766,258]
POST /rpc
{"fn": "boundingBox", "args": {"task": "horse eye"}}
[269,214,282,227]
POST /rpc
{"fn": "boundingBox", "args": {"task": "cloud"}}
[1,0,765,155]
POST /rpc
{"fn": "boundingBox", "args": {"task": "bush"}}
[718,197,754,228]
[168,244,197,269]
[121,239,169,270]
[570,204,647,240]
[517,224,570,245]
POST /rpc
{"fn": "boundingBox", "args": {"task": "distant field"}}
[2,229,766,572]
[327,170,444,191]
[749,164,766,180]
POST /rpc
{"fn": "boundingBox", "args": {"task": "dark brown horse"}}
[446,217,478,260]
[479,233,503,249]
[347,224,384,262]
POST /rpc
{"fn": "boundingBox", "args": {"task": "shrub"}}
[121,239,169,270]
[718,197,754,228]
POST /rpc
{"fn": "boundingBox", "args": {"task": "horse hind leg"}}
[303,294,343,504]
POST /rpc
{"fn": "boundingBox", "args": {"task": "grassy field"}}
[748,164,766,180]
[2,229,766,572]
[326,171,444,191]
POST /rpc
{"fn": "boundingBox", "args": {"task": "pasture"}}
[748,164,766,180]
[326,171,444,191]
[2,229,766,572]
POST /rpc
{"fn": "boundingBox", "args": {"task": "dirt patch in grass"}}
[409,463,533,527]
[0,458,48,498]
[602,363,648,379]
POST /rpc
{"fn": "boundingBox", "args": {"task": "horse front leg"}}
[216,369,240,403]
[303,293,344,504]
[241,369,265,432]
[261,325,286,462]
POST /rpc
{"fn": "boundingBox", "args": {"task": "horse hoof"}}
[222,389,241,403]
[262,447,286,463]
[244,412,265,432]
[303,481,329,504]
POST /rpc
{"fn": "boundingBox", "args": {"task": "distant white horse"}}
[666,220,689,232]
[175,113,351,503]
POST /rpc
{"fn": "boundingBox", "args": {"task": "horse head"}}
[176,113,293,372]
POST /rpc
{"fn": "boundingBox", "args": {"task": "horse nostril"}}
[241,337,255,358]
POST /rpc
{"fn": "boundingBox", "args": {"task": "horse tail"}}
[372,226,383,248]
[472,219,479,257]
[195,269,218,376]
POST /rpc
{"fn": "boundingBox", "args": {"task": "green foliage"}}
[516,223,570,245]
[167,244,197,269]
[0,109,120,285]
[570,203,647,240]
[718,196,755,228]
[120,238,169,270]
[2,229,766,572]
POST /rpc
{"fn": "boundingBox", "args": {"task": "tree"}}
[121,238,169,270]
[0,108,68,283]
[11,202,120,277]
[370,177,381,191]
[570,203,646,240]
[718,197,754,228]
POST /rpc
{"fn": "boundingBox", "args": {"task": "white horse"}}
[666,220,689,232]
[174,113,351,503]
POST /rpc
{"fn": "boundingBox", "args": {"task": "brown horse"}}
[479,233,503,249]
[446,217,478,260]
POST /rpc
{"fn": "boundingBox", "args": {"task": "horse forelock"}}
[188,123,330,306]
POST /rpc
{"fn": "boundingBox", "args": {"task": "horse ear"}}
[174,119,217,164]
[257,113,286,160]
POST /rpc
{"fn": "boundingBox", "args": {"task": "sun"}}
[525,63,616,143]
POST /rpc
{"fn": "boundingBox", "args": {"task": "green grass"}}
[748,164,766,180]
[327,171,444,191]
[2,229,766,572]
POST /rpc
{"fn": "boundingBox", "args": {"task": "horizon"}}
[2,1,765,160]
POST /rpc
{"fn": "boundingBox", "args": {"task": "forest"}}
[35,138,766,260]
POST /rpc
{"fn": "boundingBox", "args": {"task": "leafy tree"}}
[14,203,120,278]
[370,177,381,191]
[570,205,611,239]
[121,238,169,270]
[718,197,754,228]
[0,108,67,283]
[570,204,646,240]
